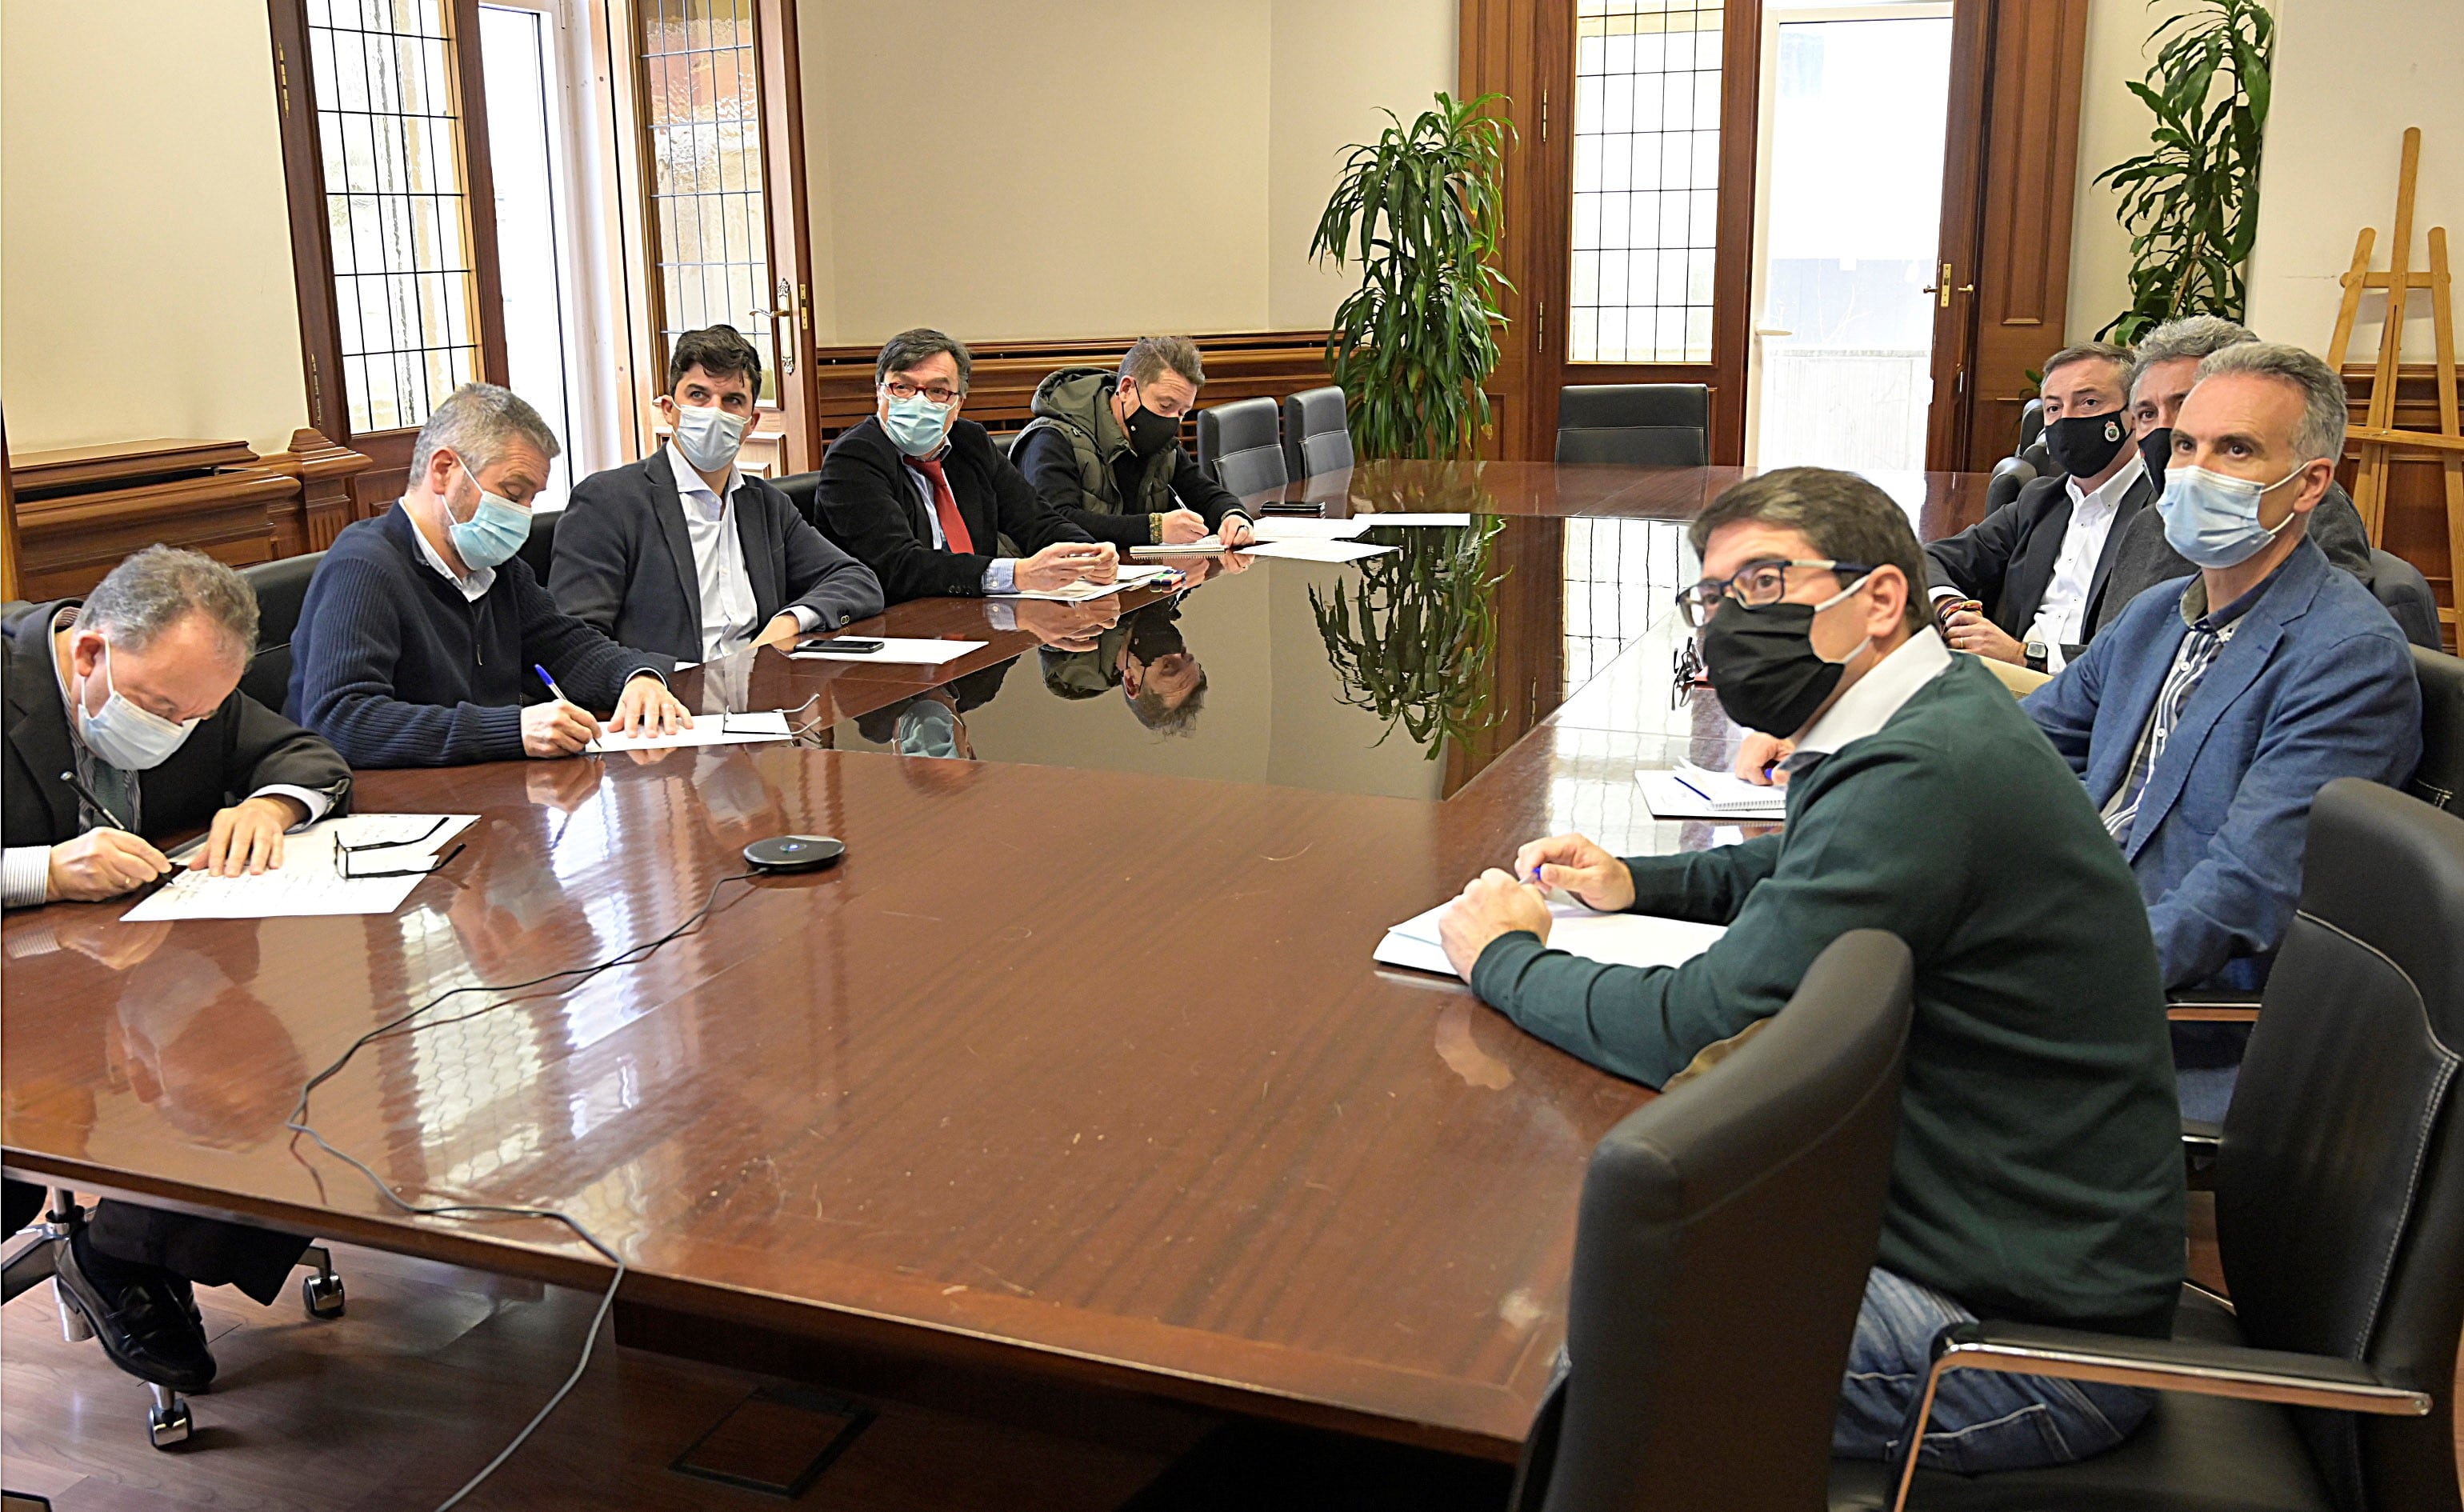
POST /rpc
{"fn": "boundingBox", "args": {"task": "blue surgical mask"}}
[882,393,954,457]
[78,642,202,772]
[2157,463,2305,570]
[894,699,960,758]
[670,402,748,475]
[446,458,532,570]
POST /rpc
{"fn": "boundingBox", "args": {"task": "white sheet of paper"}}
[791,637,988,664]
[986,564,1178,600]
[586,709,791,754]
[1235,538,1397,563]
[1635,762,1788,820]
[1373,892,1726,977]
[1348,512,1474,528]
[1128,538,1226,556]
[1250,517,1377,542]
[121,814,478,922]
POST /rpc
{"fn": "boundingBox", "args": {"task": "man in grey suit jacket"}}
[552,326,882,662]
[2092,314,2373,637]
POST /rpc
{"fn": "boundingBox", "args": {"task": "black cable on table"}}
[283,868,760,1511]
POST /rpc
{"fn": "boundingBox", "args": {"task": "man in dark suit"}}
[2092,314,2374,635]
[1924,342,2150,674]
[550,326,882,662]
[2,545,351,1395]
[815,328,1116,606]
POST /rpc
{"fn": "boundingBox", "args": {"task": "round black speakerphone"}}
[743,834,846,872]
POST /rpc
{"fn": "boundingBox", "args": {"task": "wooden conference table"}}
[1,462,1990,1462]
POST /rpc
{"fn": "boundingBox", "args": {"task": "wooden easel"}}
[2325,127,2463,636]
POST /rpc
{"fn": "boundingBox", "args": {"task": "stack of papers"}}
[1348,512,1475,528]
[587,709,793,753]
[791,638,986,664]
[122,814,478,922]
[1635,762,1789,820]
[1250,517,1374,542]
[1374,892,1726,976]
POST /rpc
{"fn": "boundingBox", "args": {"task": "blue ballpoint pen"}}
[532,664,575,708]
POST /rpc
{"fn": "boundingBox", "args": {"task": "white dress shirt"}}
[664,442,774,662]
[1787,626,1954,762]
[2022,452,2143,674]
[406,499,496,602]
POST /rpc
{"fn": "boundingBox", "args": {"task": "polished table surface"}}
[1,462,1987,1457]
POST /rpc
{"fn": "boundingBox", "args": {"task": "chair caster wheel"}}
[302,1272,346,1319]
[147,1399,193,1449]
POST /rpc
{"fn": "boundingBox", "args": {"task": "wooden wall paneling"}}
[804,330,1335,451]
[2344,365,2458,649]
[8,440,299,599]
[1957,0,2090,472]
[262,428,376,555]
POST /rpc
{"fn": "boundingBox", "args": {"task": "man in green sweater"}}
[1438,467,2185,1474]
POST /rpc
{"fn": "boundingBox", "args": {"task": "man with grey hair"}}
[3,544,350,1395]
[1014,335,1258,550]
[2024,341,2419,1114]
[816,328,1116,605]
[2094,314,2374,634]
[290,382,693,766]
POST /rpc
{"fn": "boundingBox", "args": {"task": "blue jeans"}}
[1833,1267,2151,1473]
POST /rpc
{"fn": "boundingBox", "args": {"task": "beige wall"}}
[1,0,309,456]
[2244,0,2464,360]
[2065,1,2200,342]
[796,0,1454,346]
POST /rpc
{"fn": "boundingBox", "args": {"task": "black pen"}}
[59,768,175,892]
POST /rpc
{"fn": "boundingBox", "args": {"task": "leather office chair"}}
[517,504,560,584]
[2018,438,2051,478]
[771,469,824,533]
[2018,397,2046,450]
[1984,454,2036,515]
[1281,386,1354,481]
[1834,778,2461,1512]
[237,551,321,711]
[2,1187,344,1447]
[1510,930,1916,1512]
[1554,385,1710,466]
[2363,548,2442,650]
[1194,397,1290,501]
[2410,644,2464,814]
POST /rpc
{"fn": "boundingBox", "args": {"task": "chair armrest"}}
[1932,1320,2430,1415]
[2166,989,2262,1022]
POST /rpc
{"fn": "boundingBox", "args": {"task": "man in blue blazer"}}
[2025,343,2418,1058]
[552,326,882,662]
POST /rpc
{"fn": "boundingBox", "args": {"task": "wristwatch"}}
[2024,640,2050,673]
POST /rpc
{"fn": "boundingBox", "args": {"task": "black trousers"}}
[5,1178,310,1306]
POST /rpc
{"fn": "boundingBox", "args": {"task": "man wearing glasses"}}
[814,328,1116,606]
[1435,468,2184,1475]
[3,546,351,1402]
[1012,336,1258,550]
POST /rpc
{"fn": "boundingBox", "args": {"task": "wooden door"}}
[623,0,818,476]
[1923,0,2091,472]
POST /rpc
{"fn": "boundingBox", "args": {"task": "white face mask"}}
[670,402,749,475]
[78,641,202,771]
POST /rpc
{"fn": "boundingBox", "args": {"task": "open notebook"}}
[1374,893,1727,977]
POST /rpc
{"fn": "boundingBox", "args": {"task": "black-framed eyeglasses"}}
[1674,558,1874,628]
[334,818,464,881]
[881,379,962,406]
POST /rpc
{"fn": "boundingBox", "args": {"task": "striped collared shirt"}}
[2099,576,2266,846]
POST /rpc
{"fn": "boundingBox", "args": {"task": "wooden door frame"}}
[266,0,510,513]
[1464,0,1763,465]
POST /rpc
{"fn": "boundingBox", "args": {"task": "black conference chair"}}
[237,551,321,710]
[517,504,560,585]
[1554,385,1710,467]
[1510,930,1916,1512]
[1984,454,2037,515]
[1282,386,1354,482]
[2410,644,2464,814]
[2018,437,2052,478]
[2363,548,2442,650]
[1834,778,2462,1512]
[2018,397,2046,450]
[1194,397,1290,502]
[772,469,824,534]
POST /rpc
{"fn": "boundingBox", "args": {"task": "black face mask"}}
[2043,411,2131,479]
[1699,596,1848,738]
[2137,426,2173,486]
[1122,391,1180,458]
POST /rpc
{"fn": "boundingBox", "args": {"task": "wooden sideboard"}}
[6,431,370,599]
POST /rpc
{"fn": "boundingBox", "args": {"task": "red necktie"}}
[906,455,973,555]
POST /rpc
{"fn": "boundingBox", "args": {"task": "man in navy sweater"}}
[290,384,691,767]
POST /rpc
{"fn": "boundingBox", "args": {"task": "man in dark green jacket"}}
[1438,467,2184,1474]
[1010,336,1258,550]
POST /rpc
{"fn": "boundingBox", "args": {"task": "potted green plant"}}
[2094,0,2274,346]
[1310,92,1513,461]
